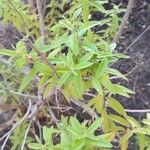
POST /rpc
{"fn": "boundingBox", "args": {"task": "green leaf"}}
[0,49,17,57]
[86,137,112,148]
[16,41,26,53]
[58,71,73,86]
[79,52,94,63]
[108,97,127,117]
[28,143,43,150]
[38,74,49,88]
[43,81,55,99]
[47,48,61,59]
[91,76,102,93]
[113,84,134,97]
[20,68,38,92]
[127,116,141,128]
[68,33,79,56]
[89,1,107,13]
[15,58,26,69]
[73,71,84,98]
[75,61,93,70]
[107,68,128,81]
[108,43,116,52]
[120,131,133,144]
[109,115,129,127]
[34,61,51,74]
[73,6,82,20]
[82,0,89,23]
[78,21,102,37]
[100,75,115,93]
[82,40,98,53]
[67,51,74,68]
[87,119,103,135]
[96,58,108,78]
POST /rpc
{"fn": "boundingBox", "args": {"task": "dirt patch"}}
[113,0,150,120]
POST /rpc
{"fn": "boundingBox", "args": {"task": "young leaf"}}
[96,58,108,78]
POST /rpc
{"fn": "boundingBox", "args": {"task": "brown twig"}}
[26,40,60,79]
[47,103,60,128]
[36,0,46,44]
[113,0,135,43]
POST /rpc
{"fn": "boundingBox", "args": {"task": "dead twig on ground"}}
[125,109,150,113]
[124,25,150,52]
[113,0,135,43]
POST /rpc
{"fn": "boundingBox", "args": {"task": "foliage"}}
[0,0,150,150]
[28,117,112,150]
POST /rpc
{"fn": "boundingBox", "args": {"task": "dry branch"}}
[113,0,135,43]
[36,0,46,44]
